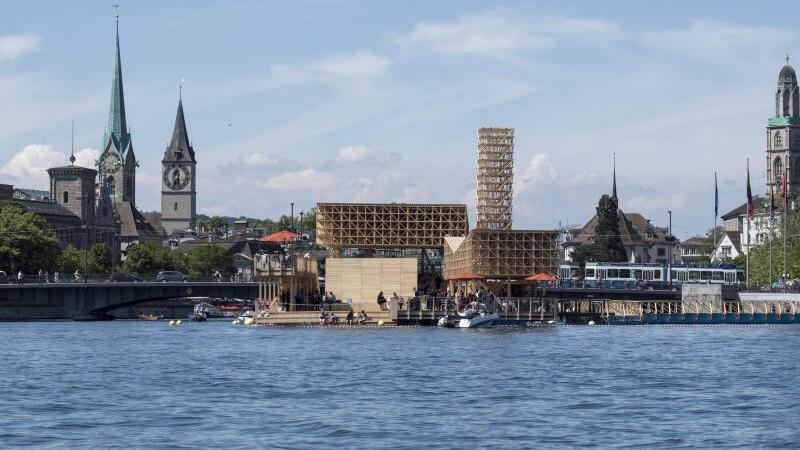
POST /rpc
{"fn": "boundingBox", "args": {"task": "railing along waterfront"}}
[394,296,557,322]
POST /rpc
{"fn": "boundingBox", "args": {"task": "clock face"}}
[163,165,190,190]
[100,153,121,174]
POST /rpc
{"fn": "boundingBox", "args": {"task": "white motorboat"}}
[237,310,255,322]
[457,311,499,328]
[455,304,498,328]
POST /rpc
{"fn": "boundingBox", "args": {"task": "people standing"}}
[377,291,387,311]
[17,270,23,284]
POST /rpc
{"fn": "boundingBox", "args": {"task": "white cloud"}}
[257,169,337,191]
[313,51,390,79]
[271,50,391,88]
[0,144,61,187]
[518,153,557,190]
[73,147,99,169]
[397,12,618,56]
[239,152,278,167]
[336,145,372,163]
[0,144,99,188]
[641,20,793,63]
[0,33,41,63]
[335,145,400,165]
[400,182,429,203]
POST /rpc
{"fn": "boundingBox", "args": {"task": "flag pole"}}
[714,171,718,253]
[746,159,751,288]
[784,165,789,293]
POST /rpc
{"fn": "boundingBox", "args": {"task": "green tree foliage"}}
[0,201,60,273]
[745,214,800,285]
[571,195,626,263]
[122,241,175,276]
[206,216,229,236]
[88,243,113,274]
[57,244,85,275]
[186,245,234,278]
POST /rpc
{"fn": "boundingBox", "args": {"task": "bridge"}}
[0,281,259,320]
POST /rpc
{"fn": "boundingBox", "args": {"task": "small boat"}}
[455,303,498,328]
[237,310,255,322]
[188,303,209,322]
[137,313,162,321]
[437,313,458,328]
[457,311,499,328]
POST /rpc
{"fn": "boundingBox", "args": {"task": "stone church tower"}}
[766,58,800,198]
[160,97,197,235]
[97,19,136,206]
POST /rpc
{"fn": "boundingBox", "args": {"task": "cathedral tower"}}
[767,57,800,198]
[160,96,197,234]
[97,18,136,206]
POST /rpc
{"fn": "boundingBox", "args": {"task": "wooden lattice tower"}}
[476,127,514,230]
[316,203,469,256]
[444,230,559,280]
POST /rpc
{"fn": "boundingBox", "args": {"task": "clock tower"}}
[767,57,800,198]
[160,97,197,235]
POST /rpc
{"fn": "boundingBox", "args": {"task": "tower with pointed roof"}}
[160,95,197,234]
[767,56,800,198]
[97,17,136,207]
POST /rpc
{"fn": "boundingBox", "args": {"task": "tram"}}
[558,262,744,289]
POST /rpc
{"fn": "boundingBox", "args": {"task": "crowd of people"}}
[319,309,368,326]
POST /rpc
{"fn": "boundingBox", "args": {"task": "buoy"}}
[176,320,182,325]
[243,318,254,326]
[377,320,384,326]
[168,320,176,326]
[588,320,596,326]
[232,319,240,325]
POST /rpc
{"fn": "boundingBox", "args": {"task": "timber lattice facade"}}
[316,203,469,256]
[444,229,560,279]
[476,127,514,230]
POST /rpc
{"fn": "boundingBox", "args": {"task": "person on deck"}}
[377,291,387,311]
[346,309,354,325]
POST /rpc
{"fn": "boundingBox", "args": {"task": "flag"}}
[746,159,753,218]
[770,186,776,222]
[714,172,719,218]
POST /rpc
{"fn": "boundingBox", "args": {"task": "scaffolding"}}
[443,229,560,280]
[316,203,469,256]
[476,127,514,230]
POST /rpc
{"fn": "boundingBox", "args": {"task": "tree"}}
[57,244,85,275]
[0,201,60,274]
[300,208,316,236]
[744,213,800,285]
[277,214,293,231]
[88,243,113,274]
[122,241,174,276]
[572,195,626,263]
[207,216,229,237]
[186,245,234,278]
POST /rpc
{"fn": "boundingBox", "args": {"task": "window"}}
[62,191,68,204]
[174,202,178,211]
[585,268,595,278]
[701,271,712,281]
[689,270,700,280]
[657,248,666,256]
[608,269,619,278]
[722,246,731,256]
[712,271,724,281]
[774,157,784,182]
[633,269,642,279]
[619,269,630,278]
[653,270,661,280]
[775,131,784,148]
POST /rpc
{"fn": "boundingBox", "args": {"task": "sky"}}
[0,0,794,238]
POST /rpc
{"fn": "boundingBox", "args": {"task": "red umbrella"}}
[448,272,483,281]
[524,273,556,282]
[258,230,300,243]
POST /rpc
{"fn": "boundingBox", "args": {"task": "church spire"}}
[164,95,195,162]
[103,14,130,153]
[612,152,618,201]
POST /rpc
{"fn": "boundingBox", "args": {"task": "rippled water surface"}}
[1,322,798,449]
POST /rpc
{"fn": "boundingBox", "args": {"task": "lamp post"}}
[290,202,294,232]
[667,210,672,287]
[299,211,304,238]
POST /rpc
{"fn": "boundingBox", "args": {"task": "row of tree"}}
[196,208,316,237]
[0,201,235,277]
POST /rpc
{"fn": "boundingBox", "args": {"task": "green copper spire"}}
[103,17,130,153]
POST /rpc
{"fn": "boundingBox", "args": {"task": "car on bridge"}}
[156,271,191,282]
[107,273,144,282]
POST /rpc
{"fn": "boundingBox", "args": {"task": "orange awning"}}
[448,272,484,281]
[524,273,556,282]
[258,230,300,243]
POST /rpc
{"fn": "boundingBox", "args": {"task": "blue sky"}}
[0,0,794,237]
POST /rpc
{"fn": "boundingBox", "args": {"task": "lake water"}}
[1,322,798,449]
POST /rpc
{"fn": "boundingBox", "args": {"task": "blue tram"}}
[558,262,744,289]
